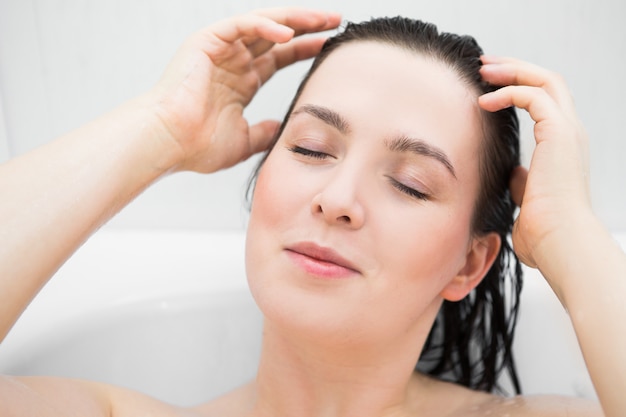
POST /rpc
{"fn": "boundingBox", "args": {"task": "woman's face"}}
[246,42,491,346]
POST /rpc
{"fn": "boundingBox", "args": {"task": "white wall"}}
[1,0,625,231]
[0,91,9,164]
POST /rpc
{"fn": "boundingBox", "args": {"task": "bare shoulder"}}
[467,394,603,417]
[408,374,602,417]
[191,382,256,416]
[1,375,201,417]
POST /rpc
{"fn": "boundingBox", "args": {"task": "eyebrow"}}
[291,104,351,135]
[291,104,456,179]
[386,136,457,179]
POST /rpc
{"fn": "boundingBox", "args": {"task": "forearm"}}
[535,214,626,417]
[0,96,181,341]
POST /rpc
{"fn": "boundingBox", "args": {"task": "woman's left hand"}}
[480,56,626,417]
[478,56,592,279]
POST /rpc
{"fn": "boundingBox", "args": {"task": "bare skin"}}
[195,373,601,417]
[0,7,622,417]
[480,57,626,417]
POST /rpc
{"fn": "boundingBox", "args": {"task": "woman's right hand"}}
[148,8,341,174]
[0,8,339,343]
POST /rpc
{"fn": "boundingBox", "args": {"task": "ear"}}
[440,232,501,302]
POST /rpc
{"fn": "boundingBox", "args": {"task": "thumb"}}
[509,165,529,207]
[248,120,281,156]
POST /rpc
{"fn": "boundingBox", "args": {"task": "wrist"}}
[532,209,608,305]
[127,94,187,175]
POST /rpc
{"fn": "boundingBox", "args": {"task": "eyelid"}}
[386,175,430,201]
[284,128,339,159]
[287,145,333,160]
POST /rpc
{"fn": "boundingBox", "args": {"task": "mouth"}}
[285,242,361,279]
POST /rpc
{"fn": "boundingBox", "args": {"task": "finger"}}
[208,14,295,45]
[509,166,529,207]
[248,120,281,156]
[243,10,340,58]
[253,37,328,85]
[244,21,333,59]
[511,218,538,269]
[208,9,340,46]
[479,85,565,129]
[252,8,342,36]
[242,38,277,59]
[275,37,328,68]
[480,56,576,116]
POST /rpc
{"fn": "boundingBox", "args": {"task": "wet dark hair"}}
[247,17,522,394]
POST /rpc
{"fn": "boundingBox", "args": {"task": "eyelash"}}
[288,146,330,160]
[289,146,429,201]
[388,177,429,201]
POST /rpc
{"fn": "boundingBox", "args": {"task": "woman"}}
[0,7,623,417]
[246,15,524,396]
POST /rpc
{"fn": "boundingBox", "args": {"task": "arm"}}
[479,56,626,417]
[1,375,196,417]
[0,7,340,415]
[0,98,175,340]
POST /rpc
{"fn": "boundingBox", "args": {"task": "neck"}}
[247,319,434,417]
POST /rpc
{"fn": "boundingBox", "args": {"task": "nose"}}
[310,168,365,229]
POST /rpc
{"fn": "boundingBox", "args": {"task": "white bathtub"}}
[0,229,262,406]
[0,228,623,405]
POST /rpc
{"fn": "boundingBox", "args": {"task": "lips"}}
[285,242,360,278]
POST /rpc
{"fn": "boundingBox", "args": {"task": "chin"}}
[246,271,373,346]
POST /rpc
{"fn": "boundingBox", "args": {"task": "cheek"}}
[248,154,299,231]
[245,154,307,296]
[248,166,278,230]
[245,165,278,315]
[328,203,475,341]
[246,158,283,263]
[380,203,473,290]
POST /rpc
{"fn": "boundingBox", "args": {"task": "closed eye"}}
[387,177,429,201]
[288,146,332,160]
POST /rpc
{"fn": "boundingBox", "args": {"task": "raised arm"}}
[0,8,341,341]
[479,56,626,417]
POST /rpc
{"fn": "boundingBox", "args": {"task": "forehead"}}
[295,41,483,162]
